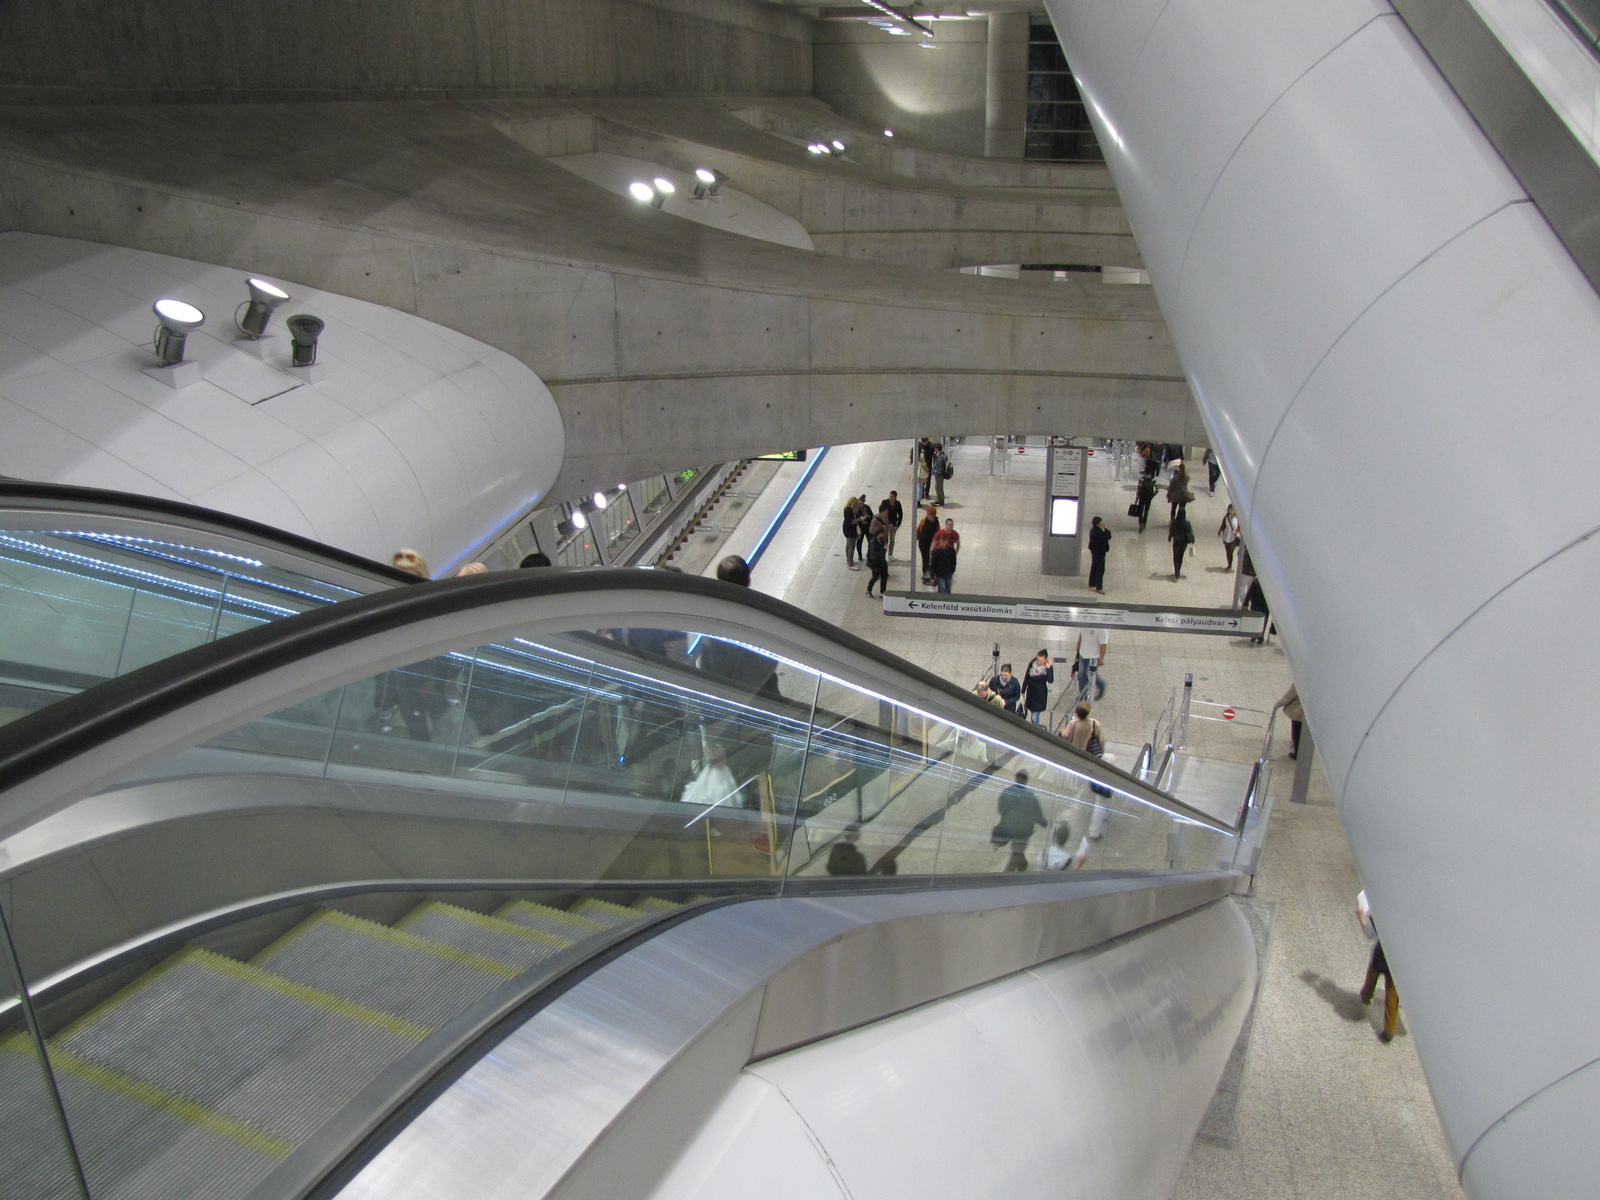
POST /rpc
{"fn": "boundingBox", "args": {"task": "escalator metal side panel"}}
[330,872,1237,1200]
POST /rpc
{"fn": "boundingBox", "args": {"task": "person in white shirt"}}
[1075,628,1109,702]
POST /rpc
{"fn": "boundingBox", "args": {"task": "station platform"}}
[708,437,1465,1200]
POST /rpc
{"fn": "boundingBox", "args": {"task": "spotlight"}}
[692,167,728,199]
[808,144,826,155]
[571,509,589,531]
[653,177,676,195]
[285,314,325,367]
[629,180,666,209]
[152,298,205,366]
[236,278,289,340]
[884,129,895,137]
[918,40,937,49]
[591,490,609,511]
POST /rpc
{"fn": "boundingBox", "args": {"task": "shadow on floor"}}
[1298,969,1369,1022]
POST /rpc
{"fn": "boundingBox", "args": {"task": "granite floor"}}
[712,437,1467,1200]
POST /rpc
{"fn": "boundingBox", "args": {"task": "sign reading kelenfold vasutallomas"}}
[881,592,1267,636]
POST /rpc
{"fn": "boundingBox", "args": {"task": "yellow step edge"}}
[256,910,520,980]
[395,902,574,950]
[496,900,609,932]
[185,949,429,1040]
[44,1045,295,1160]
[635,896,687,913]
[51,941,231,1043]
[572,898,646,921]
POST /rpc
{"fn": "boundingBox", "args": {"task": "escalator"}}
[0,481,413,727]
[0,568,1256,1200]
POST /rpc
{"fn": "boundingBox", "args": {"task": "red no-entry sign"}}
[1222,708,1236,720]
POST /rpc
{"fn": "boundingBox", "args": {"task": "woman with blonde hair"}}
[391,548,429,578]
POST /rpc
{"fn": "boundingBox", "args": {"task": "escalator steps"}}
[394,902,575,971]
[569,897,651,928]
[252,910,519,1029]
[635,895,689,914]
[495,900,611,940]
[55,948,424,1143]
[0,1034,288,1200]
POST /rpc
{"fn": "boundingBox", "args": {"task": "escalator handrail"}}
[0,568,1235,834]
[0,478,419,586]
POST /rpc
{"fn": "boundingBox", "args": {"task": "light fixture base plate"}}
[285,362,327,383]
[233,334,279,360]
[141,360,203,390]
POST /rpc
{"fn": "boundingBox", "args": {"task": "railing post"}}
[1177,673,1193,749]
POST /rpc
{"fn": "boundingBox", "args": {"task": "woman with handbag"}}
[1059,702,1115,839]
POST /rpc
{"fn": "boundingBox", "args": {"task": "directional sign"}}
[882,592,1267,637]
[1223,708,1236,720]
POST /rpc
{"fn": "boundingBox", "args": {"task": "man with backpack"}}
[931,443,950,506]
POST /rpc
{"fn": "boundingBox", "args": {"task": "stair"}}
[0,892,688,1199]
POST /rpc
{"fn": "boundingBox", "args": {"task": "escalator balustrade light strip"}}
[0,536,310,614]
[70,532,266,567]
[265,911,523,980]
[0,552,301,623]
[34,1044,297,1160]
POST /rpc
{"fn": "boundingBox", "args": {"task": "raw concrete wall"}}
[0,101,1194,503]
[813,20,989,158]
[0,0,812,103]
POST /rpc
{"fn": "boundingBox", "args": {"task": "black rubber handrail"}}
[0,479,418,586]
[0,568,1231,833]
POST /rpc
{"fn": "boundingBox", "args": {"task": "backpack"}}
[942,461,954,480]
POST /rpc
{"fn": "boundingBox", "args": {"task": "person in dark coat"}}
[827,830,869,875]
[884,490,904,557]
[1134,473,1157,533]
[987,663,1022,714]
[916,505,939,584]
[852,495,872,562]
[1169,510,1195,580]
[992,769,1047,871]
[842,499,862,569]
[1086,516,1111,593]
[865,532,890,598]
[1167,463,1191,523]
[1022,650,1055,726]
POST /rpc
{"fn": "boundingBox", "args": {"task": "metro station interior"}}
[0,2,1592,1197]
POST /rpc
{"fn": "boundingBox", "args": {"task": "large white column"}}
[1043,1,1600,1194]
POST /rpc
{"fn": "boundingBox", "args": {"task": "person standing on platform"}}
[1204,447,1221,495]
[842,498,862,570]
[1169,509,1195,580]
[1074,628,1108,702]
[1357,890,1401,1042]
[930,518,960,593]
[864,531,890,599]
[1134,472,1156,533]
[1167,462,1191,523]
[853,495,871,564]
[931,443,949,506]
[1278,682,1305,758]
[992,769,1046,872]
[870,500,893,548]
[988,662,1022,713]
[916,505,939,585]
[915,441,932,503]
[1218,504,1241,568]
[1087,516,1111,594]
[1023,650,1055,726]
[885,490,904,558]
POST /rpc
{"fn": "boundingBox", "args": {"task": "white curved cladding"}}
[550,153,816,251]
[647,901,1254,1200]
[1046,0,1600,1189]
[0,233,563,574]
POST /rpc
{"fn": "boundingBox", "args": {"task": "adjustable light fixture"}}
[591,490,609,511]
[285,314,325,367]
[807,143,826,155]
[629,180,666,209]
[829,140,846,156]
[652,177,676,196]
[884,129,894,137]
[692,167,728,199]
[152,298,205,366]
[236,277,290,340]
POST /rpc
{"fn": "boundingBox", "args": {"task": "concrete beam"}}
[0,101,1193,500]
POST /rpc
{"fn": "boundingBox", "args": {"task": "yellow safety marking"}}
[260,910,520,980]
[188,949,429,1040]
[635,896,685,913]
[572,898,644,922]
[44,1045,296,1160]
[52,942,227,1042]
[497,901,609,933]
[395,902,573,949]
